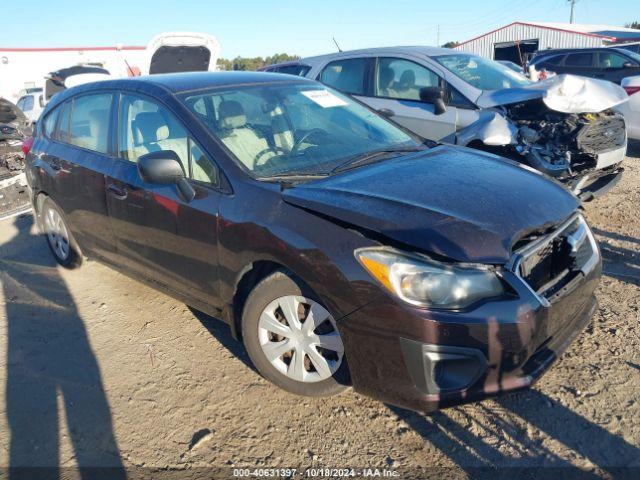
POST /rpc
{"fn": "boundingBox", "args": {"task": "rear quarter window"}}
[42,108,59,138]
[55,101,72,143]
[565,52,594,67]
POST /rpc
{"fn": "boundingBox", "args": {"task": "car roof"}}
[533,47,632,56]
[136,71,316,92]
[301,45,458,63]
[531,46,635,62]
[47,71,315,107]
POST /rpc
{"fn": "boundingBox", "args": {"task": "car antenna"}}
[333,37,342,52]
[123,59,135,77]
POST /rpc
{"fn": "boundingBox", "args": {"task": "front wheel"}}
[242,270,350,397]
[41,197,82,269]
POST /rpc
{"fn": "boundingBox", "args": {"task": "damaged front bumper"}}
[0,140,31,221]
[338,214,601,412]
[571,162,624,201]
[0,172,31,220]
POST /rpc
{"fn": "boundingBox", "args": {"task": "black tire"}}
[242,270,350,397]
[40,197,83,269]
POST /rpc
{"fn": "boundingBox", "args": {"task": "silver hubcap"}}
[258,295,344,383]
[44,207,70,260]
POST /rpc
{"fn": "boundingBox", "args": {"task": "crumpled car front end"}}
[462,74,628,200]
[0,98,32,220]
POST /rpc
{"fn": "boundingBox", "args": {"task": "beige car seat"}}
[217,100,274,170]
[269,105,295,152]
[75,109,109,152]
[132,111,217,184]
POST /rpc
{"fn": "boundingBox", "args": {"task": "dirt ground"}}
[0,145,639,479]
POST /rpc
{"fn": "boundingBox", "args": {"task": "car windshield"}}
[182,82,420,178]
[434,54,532,91]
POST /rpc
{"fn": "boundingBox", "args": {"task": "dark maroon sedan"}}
[25,72,601,412]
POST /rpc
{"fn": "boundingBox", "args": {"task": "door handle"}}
[107,184,128,200]
[378,108,395,118]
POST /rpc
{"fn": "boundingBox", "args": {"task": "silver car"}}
[264,46,629,200]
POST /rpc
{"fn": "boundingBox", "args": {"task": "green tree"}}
[216,53,301,71]
[216,58,233,71]
[442,41,459,49]
[625,21,640,29]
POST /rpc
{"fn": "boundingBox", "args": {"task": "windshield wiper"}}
[330,146,426,174]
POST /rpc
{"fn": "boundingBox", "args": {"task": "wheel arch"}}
[228,260,307,340]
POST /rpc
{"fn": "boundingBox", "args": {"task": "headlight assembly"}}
[356,248,506,309]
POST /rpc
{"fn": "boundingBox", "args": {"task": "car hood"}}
[145,31,221,74]
[282,145,579,264]
[476,74,629,113]
[0,98,28,125]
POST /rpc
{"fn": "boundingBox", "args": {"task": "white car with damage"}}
[287,47,629,200]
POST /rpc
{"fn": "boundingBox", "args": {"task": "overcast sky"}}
[1,0,638,58]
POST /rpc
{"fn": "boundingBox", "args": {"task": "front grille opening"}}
[521,237,573,293]
[515,216,596,301]
[577,116,626,154]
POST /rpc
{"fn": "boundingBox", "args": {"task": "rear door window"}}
[69,94,113,154]
[319,58,367,95]
[565,52,594,67]
[375,57,440,101]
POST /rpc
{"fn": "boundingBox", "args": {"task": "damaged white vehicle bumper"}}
[464,75,629,200]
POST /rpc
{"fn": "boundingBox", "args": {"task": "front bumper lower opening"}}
[400,338,488,395]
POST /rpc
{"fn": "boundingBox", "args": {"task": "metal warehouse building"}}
[455,22,640,64]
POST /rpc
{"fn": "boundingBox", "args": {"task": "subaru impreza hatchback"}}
[25,72,601,412]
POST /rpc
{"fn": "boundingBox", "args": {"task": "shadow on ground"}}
[0,215,125,479]
[188,307,256,373]
[592,227,640,288]
[388,388,640,477]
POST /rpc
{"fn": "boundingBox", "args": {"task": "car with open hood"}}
[43,65,113,106]
[142,31,221,75]
[278,47,629,200]
[25,72,601,412]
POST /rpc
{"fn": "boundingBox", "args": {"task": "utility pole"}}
[568,0,577,23]
[437,24,440,47]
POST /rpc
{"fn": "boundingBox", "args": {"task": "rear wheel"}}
[242,270,349,397]
[41,198,82,269]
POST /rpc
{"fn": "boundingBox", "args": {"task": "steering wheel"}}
[253,146,288,169]
[291,128,328,156]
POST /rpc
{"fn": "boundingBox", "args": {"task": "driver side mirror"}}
[419,87,447,115]
[138,150,195,202]
[623,62,637,69]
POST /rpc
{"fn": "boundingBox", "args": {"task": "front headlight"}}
[356,248,506,309]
